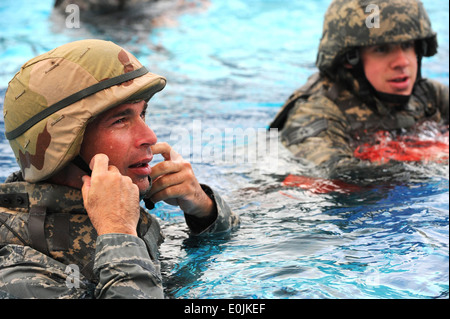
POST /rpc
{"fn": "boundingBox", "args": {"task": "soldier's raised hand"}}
[81,153,140,236]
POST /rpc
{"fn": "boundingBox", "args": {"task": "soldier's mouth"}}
[129,156,153,168]
[389,76,409,83]
[129,162,148,168]
[128,158,153,176]
[387,75,411,92]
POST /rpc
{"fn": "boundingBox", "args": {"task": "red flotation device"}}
[282,174,361,194]
[354,130,449,163]
[282,128,448,194]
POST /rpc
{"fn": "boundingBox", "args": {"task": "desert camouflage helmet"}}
[316,0,438,75]
[3,39,166,182]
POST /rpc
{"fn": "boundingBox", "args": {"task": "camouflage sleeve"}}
[280,95,357,173]
[184,184,239,236]
[434,80,449,124]
[0,235,164,299]
[0,244,94,299]
[416,79,449,125]
[93,233,164,299]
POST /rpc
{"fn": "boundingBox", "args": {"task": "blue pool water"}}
[0,0,448,299]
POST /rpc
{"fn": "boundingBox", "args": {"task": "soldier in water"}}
[270,0,449,179]
[0,39,238,298]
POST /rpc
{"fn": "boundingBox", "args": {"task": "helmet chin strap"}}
[374,91,411,105]
[143,177,155,210]
[72,155,92,176]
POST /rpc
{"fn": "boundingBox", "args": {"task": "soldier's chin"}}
[135,176,151,195]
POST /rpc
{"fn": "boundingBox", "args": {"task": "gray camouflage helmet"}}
[316,0,438,75]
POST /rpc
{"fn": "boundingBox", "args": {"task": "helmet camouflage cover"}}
[316,0,438,74]
[3,39,166,182]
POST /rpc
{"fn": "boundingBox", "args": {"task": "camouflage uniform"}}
[270,0,449,177]
[0,172,238,299]
[0,39,239,298]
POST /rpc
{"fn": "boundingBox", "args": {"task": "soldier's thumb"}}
[81,175,91,204]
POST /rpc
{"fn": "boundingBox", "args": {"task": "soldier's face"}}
[361,41,418,96]
[80,100,157,193]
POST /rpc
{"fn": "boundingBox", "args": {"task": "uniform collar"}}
[1,174,85,214]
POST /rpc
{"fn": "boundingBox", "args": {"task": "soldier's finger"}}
[151,142,172,160]
[90,153,110,176]
[81,175,91,203]
[149,158,184,181]
[107,165,120,173]
[151,142,183,162]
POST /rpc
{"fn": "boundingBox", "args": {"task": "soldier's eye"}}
[113,118,126,125]
[401,41,415,50]
[373,45,388,53]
